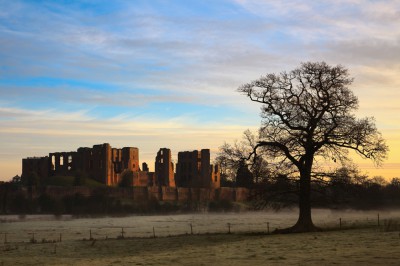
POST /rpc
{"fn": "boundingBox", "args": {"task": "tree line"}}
[216,143,399,210]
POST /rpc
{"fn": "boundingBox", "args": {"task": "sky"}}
[0,0,399,181]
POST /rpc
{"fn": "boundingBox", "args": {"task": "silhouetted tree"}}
[236,160,254,188]
[325,165,365,208]
[390,177,400,187]
[216,130,270,184]
[11,175,22,184]
[370,176,388,187]
[384,177,400,205]
[238,62,388,232]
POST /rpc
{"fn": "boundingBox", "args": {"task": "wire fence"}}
[1,210,399,245]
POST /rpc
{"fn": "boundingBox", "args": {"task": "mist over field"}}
[1,209,400,241]
[2,209,400,265]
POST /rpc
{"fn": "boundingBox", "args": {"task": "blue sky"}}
[1,0,399,180]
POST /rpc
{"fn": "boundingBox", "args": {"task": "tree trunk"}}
[275,157,320,233]
[290,170,319,232]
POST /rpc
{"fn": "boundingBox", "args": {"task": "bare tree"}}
[216,130,270,185]
[238,62,388,232]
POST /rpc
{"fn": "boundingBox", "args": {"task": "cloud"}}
[0,106,252,137]
[0,1,279,97]
[1,0,399,180]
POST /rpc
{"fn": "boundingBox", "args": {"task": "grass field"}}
[1,210,400,265]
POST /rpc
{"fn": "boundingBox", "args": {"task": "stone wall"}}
[162,186,178,201]
[148,186,162,200]
[177,187,190,201]
[219,187,236,201]
[235,187,249,202]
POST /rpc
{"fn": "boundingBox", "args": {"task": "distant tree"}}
[330,167,354,186]
[238,62,388,232]
[384,177,400,204]
[10,175,22,184]
[216,130,270,185]
[370,176,388,187]
[263,174,299,209]
[325,165,363,208]
[390,177,400,187]
[236,160,254,188]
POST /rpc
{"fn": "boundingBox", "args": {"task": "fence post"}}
[378,213,380,227]
[339,218,342,229]
[190,223,193,235]
[153,227,156,238]
[267,222,270,234]
[227,223,231,234]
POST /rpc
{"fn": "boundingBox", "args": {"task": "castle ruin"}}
[154,148,175,187]
[175,149,220,188]
[22,143,220,189]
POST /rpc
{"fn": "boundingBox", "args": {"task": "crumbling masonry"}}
[175,149,220,188]
[22,144,220,189]
[154,148,175,187]
[23,144,144,186]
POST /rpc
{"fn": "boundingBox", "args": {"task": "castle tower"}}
[155,148,175,187]
[175,149,218,188]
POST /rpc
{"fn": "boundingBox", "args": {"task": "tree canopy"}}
[238,62,388,232]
